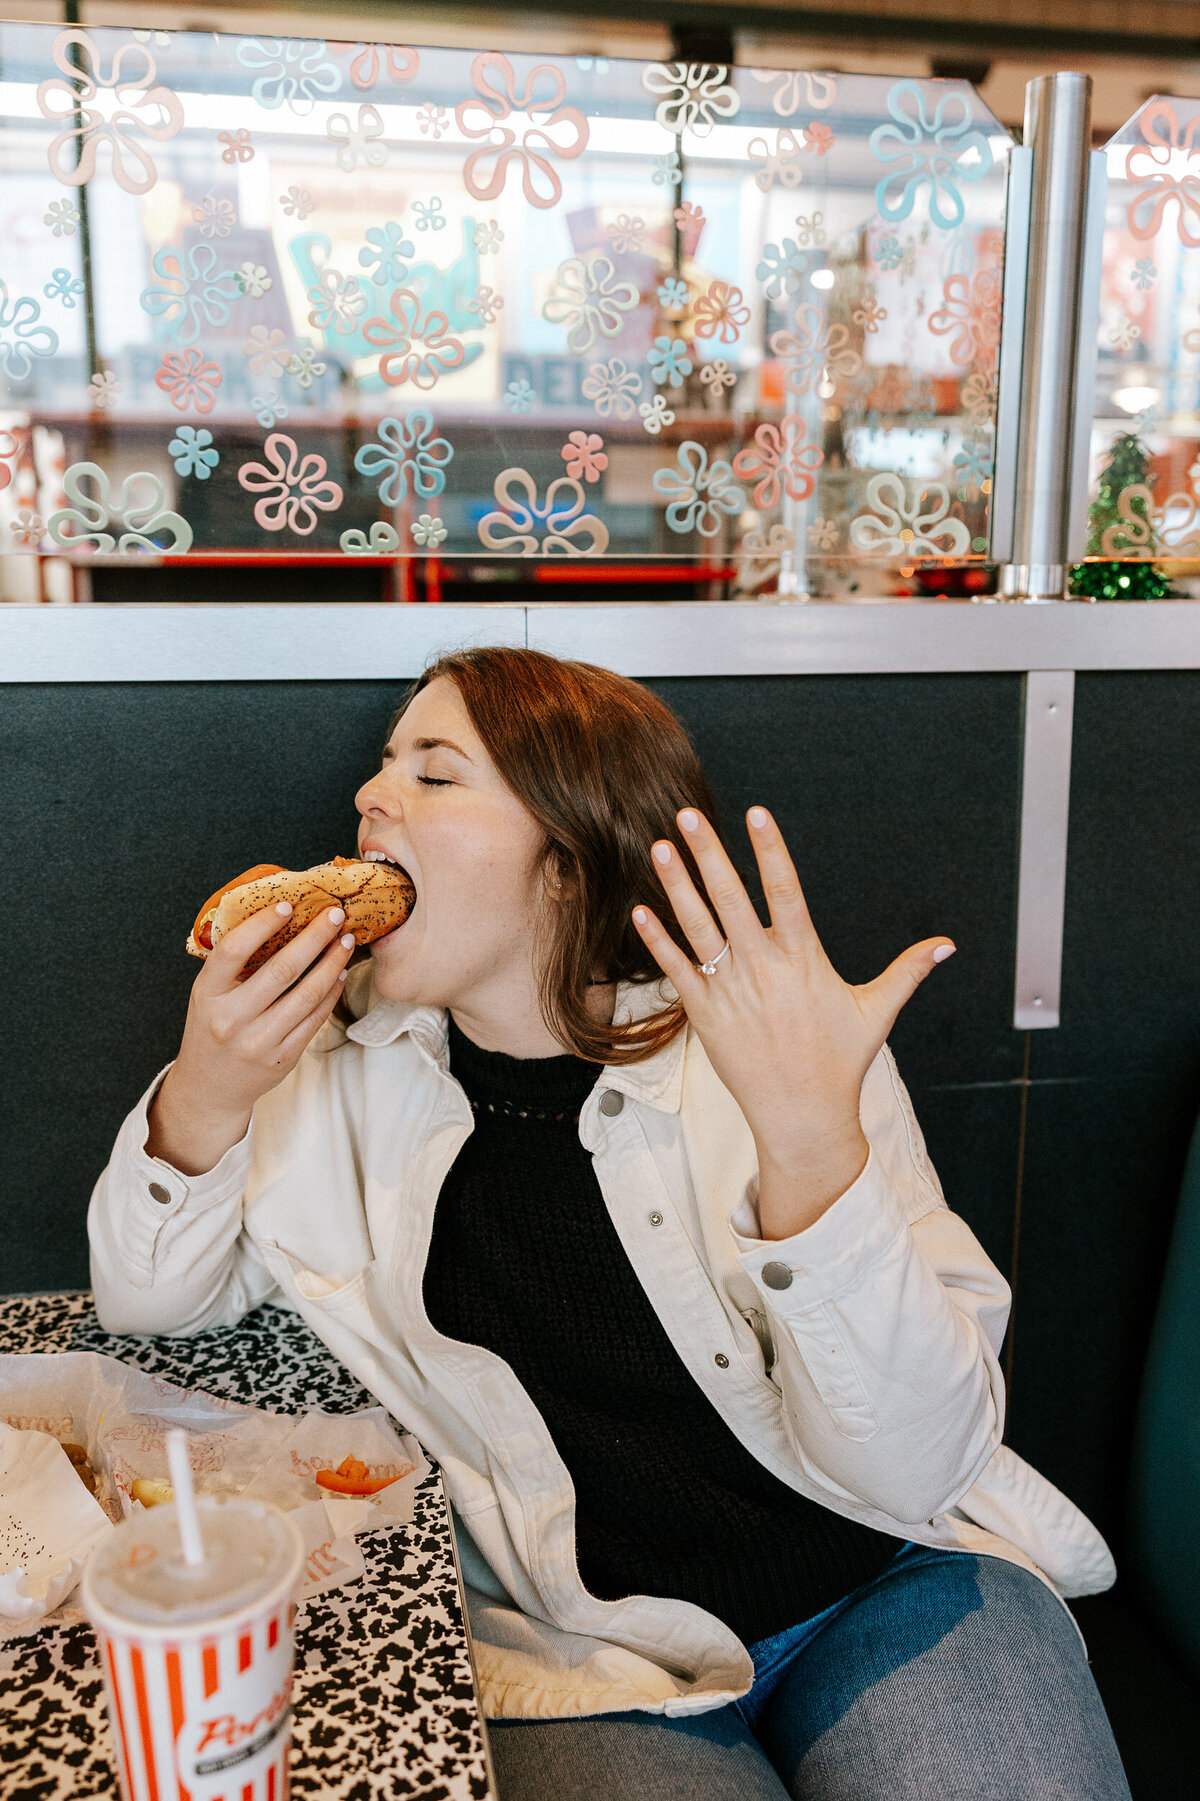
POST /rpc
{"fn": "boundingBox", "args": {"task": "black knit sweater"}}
[421,1013,907,1647]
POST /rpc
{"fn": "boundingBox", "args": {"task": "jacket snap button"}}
[714,1353,729,1368]
[649,1211,663,1227]
[599,1090,624,1116]
[761,1260,793,1290]
[148,1182,172,1205]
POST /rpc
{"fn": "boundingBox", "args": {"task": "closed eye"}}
[418,776,451,787]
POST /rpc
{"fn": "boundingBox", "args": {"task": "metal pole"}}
[1002,73,1093,603]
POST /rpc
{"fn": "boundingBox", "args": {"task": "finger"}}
[235,905,349,1003]
[630,904,709,1008]
[261,930,356,1041]
[743,806,822,957]
[275,966,350,1065]
[203,901,306,994]
[658,808,764,957]
[858,937,956,1037]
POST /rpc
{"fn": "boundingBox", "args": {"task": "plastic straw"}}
[165,1428,206,1567]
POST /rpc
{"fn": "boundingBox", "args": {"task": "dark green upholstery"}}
[1126,1104,1200,1688]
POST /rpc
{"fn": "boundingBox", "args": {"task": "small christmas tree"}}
[1068,430,1173,599]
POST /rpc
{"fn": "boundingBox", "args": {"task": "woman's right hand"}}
[146,903,356,1176]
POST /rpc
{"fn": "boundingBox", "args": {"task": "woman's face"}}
[353,676,556,1011]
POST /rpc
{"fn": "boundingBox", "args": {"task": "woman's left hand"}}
[631,807,955,1178]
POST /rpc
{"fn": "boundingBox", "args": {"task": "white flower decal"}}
[848,473,970,557]
[478,468,608,556]
[47,461,192,553]
[542,256,638,355]
[37,29,183,194]
[642,63,740,136]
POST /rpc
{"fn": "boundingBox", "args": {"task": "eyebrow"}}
[383,735,476,765]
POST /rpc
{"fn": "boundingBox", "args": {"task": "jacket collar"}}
[343,964,687,1114]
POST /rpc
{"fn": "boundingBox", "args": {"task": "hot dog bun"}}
[187,856,416,974]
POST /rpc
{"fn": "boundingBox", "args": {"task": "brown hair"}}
[345,644,744,1065]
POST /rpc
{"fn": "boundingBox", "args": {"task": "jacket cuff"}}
[728,1144,908,1305]
[119,1064,254,1275]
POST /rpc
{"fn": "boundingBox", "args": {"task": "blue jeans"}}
[486,1541,1133,1800]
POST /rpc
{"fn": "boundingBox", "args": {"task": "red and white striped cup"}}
[81,1494,305,1801]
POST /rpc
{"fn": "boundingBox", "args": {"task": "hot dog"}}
[186,856,416,975]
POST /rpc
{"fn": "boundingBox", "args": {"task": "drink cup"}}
[81,1493,305,1801]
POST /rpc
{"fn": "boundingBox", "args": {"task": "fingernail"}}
[633,907,648,925]
[340,932,355,948]
[748,807,768,829]
[328,907,346,924]
[933,943,956,962]
[652,843,671,865]
[678,809,699,833]
[275,901,293,916]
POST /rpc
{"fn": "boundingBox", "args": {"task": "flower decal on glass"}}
[43,268,84,308]
[326,103,387,171]
[413,198,446,232]
[44,198,80,236]
[582,360,643,419]
[542,256,638,355]
[927,269,1002,366]
[411,514,448,547]
[1131,258,1157,290]
[154,347,223,413]
[141,243,242,343]
[416,102,450,138]
[848,472,970,556]
[657,278,689,311]
[748,129,805,193]
[237,262,273,298]
[359,222,416,285]
[307,268,367,333]
[0,427,20,491]
[252,387,288,428]
[639,395,675,434]
[607,214,645,254]
[36,30,183,194]
[808,516,839,550]
[478,467,608,556]
[244,325,291,376]
[756,240,808,300]
[238,433,343,534]
[699,360,737,406]
[236,37,341,114]
[218,129,254,164]
[10,511,46,548]
[803,121,834,156]
[1125,102,1200,246]
[473,219,504,253]
[560,431,607,481]
[280,185,315,219]
[693,281,751,344]
[642,63,740,136]
[504,378,536,413]
[467,286,504,325]
[88,370,120,408]
[674,201,706,234]
[769,302,861,395]
[653,149,683,185]
[347,43,418,90]
[192,195,236,238]
[748,67,837,117]
[287,345,327,388]
[48,461,192,553]
[732,416,825,507]
[363,289,466,389]
[653,440,745,537]
[169,425,220,479]
[852,293,888,334]
[341,521,402,553]
[354,410,454,504]
[455,52,589,209]
[0,284,59,376]
[647,336,693,387]
[869,80,992,231]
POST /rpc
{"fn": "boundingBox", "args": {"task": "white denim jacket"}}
[89,964,1116,1720]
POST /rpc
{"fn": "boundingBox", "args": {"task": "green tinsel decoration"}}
[1068,429,1174,600]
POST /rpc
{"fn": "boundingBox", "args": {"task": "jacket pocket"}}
[795,1303,879,1441]
[259,1238,374,1311]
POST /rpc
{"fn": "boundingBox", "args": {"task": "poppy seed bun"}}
[187,857,416,974]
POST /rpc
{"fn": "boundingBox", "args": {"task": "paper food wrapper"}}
[0,1351,429,1639]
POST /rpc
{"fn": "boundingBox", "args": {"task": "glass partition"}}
[1074,95,1200,600]
[0,22,1013,597]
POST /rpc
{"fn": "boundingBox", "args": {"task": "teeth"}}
[364,849,401,865]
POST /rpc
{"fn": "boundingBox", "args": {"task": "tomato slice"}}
[314,1454,401,1496]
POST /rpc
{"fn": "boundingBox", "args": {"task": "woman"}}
[89,646,1131,1800]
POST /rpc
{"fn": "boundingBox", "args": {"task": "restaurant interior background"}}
[4,0,1200,1793]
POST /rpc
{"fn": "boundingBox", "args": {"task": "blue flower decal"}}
[869,80,992,230]
[755,239,807,299]
[43,267,85,308]
[354,411,453,505]
[874,236,902,269]
[657,277,688,310]
[413,197,446,232]
[504,378,535,414]
[358,221,416,286]
[168,426,220,480]
[652,440,744,537]
[647,336,693,389]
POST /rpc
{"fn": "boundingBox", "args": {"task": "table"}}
[0,1292,496,1801]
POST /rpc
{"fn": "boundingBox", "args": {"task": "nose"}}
[354,767,401,823]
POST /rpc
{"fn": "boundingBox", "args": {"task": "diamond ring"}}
[697,939,730,977]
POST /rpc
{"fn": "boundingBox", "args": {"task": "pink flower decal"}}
[346,42,418,89]
[803,120,835,155]
[218,129,254,164]
[674,201,706,231]
[455,52,588,209]
[154,347,223,413]
[560,431,607,482]
[363,287,466,390]
[693,281,751,344]
[0,427,20,491]
[732,416,825,508]
[1125,102,1200,246]
[237,434,343,535]
[927,269,1002,367]
[36,29,183,194]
